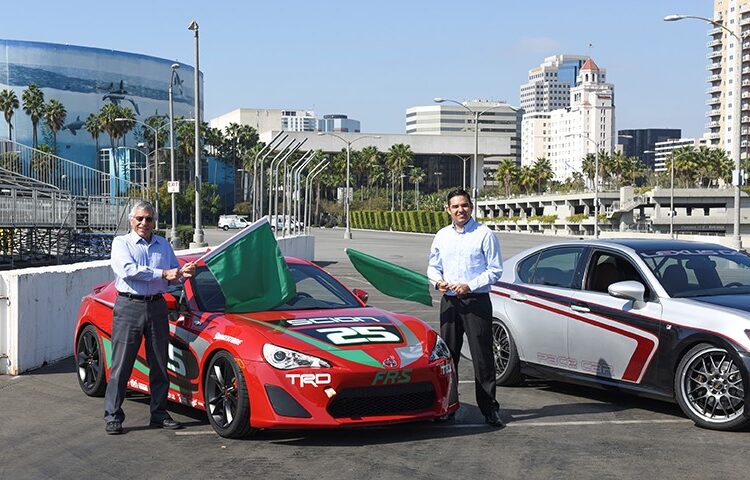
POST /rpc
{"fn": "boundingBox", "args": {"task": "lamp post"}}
[252,132,285,221]
[434,171,442,191]
[188,19,206,248]
[168,63,180,246]
[565,133,631,238]
[434,98,507,217]
[665,14,743,250]
[318,133,381,239]
[305,159,329,234]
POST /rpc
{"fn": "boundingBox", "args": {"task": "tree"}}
[0,89,19,141]
[43,99,67,154]
[99,104,135,190]
[518,165,536,194]
[532,157,553,193]
[84,113,103,162]
[495,159,518,197]
[386,143,414,210]
[409,166,426,209]
[22,84,45,148]
[582,153,596,187]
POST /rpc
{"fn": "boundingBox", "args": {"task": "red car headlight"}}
[262,344,332,370]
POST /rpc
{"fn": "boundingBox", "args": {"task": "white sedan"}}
[489,239,750,431]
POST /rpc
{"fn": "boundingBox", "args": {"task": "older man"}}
[103,201,195,435]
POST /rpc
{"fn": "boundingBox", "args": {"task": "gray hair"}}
[128,200,156,220]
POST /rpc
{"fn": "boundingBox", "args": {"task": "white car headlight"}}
[429,335,451,363]
[263,344,331,369]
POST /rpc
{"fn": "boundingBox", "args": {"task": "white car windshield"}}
[639,248,750,298]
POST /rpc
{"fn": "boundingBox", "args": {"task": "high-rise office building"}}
[523,58,616,181]
[405,100,522,176]
[519,54,589,113]
[619,129,682,169]
[318,114,361,133]
[706,0,750,159]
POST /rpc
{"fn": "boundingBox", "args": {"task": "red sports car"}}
[74,255,455,438]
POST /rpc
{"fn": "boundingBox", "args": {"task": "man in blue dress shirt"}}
[427,189,504,427]
[104,201,195,435]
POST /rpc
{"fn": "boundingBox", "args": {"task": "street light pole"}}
[434,98,506,218]
[666,14,743,250]
[188,20,206,248]
[318,133,380,239]
[168,63,180,246]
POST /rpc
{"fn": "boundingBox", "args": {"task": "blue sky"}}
[3,0,713,136]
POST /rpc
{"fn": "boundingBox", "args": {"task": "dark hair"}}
[446,188,472,205]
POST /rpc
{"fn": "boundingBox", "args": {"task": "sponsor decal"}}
[382,356,398,368]
[310,325,402,346]
[371,369,412,385]
[286,373,332,387]
[128,378,149,391]
[285,316,388,327]
[440,362,452,376]
[640,249,740,258]
[537,352,578,369]
[214,332,243,345]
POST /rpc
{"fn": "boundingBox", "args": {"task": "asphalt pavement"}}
[0,227,746,480]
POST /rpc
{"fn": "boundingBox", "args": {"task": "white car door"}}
[497,246,585,370]
[569,249,662,383]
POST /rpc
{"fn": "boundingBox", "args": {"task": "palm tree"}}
[409,166,426,209]
[360,145,382,198]
[581,153,596,188]
[84,113,103,164]
[518,165,536,195]
[99,104,134,189]
[43,99,67,154]
[22,84,45,148]
[494,159,518,197]
[532,157,553,193]
[386,143,414,210]
[0,89,19,141]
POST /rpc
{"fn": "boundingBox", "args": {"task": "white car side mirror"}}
[608,280,646,309]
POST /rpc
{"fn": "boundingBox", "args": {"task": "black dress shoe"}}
[484,410,505,428]
[150,417,182,430]
[105,421,123,435]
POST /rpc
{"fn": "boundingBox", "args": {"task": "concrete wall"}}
[0,235,314,375]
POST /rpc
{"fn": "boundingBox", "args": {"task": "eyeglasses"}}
[133,216,154,223]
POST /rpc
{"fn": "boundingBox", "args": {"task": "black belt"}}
[118,292,164,302]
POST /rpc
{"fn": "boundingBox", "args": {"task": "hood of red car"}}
[227,307,433,369]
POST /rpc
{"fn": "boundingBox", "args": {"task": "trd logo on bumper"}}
[285,373,332,387]
[371,369,412,385]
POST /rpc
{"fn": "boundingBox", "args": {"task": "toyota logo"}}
[382,356,398,368]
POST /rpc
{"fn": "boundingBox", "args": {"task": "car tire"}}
[674,342,749,431]
[493,318,524,386]
[221,226,229,231]
[204,350,256,438]
[76,325,107,397]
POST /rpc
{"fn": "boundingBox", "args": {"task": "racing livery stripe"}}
[237,315,385,369]
[492,287,656,383]
[101,337,186,392]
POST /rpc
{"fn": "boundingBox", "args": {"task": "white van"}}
[218,215,250,231]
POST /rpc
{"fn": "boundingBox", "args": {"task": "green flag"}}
[201,218,296,313]
[345,248,432,306]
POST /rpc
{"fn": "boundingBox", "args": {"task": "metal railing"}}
[0,140,142,197]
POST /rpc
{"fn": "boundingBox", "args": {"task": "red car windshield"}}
[188,263,363,312]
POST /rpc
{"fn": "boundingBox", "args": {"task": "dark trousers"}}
[104,296,170,423]
[440,293,499,416]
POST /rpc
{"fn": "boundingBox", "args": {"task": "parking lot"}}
[0,228,747,480]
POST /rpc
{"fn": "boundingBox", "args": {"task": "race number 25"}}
[316,326,400,345]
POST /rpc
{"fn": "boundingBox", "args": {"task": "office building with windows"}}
[405,100,522,182]
[317,114,361,133]
[519,54,589,113]
[210,108,317,135]
[619,128,682,170]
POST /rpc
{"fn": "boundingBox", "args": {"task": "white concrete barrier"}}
[0,235,314,375]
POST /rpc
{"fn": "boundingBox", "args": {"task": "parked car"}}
[74,255,455,438]
[266,215,302,231]
[489,239,750,431]
[218,215,250,231]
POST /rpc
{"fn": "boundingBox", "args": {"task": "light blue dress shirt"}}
[110,231,180,295]
[427,217,503,295]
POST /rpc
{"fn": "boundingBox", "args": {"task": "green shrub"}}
[566,213,589,223]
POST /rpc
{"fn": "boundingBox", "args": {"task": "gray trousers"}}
[104,295,170,423]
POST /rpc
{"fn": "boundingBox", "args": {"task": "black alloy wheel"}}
[76,325,106,397]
